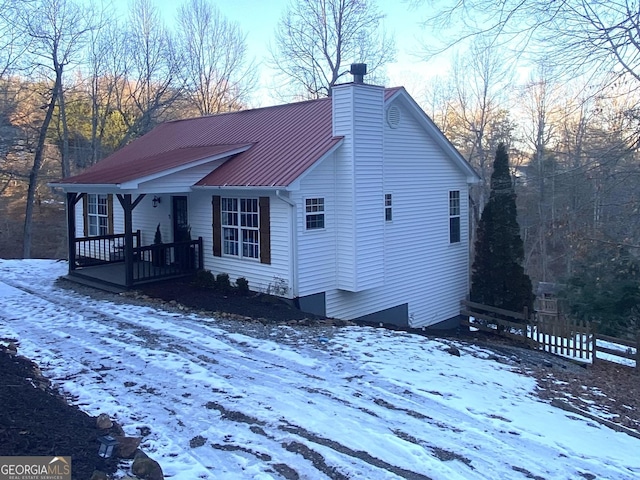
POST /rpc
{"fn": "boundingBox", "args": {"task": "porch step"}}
[61,274,127,294]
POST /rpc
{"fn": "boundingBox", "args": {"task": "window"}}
[449,190,461,243]
[221,197,259,259]
[385,193,392,221]
[213,196,270,264]
[86,194,109,236]
[305,198,325,230]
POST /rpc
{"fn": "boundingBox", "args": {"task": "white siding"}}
[137,160,225,193]
[190,190,292,296]
[132,196,170,245]
[332,83,385,291]
[74,195,125,236]
[294,154,338,296]
[76,190,292,295]
[324,97,472,328]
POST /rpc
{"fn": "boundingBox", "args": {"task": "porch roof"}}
[56,144,252,186]
[54,94,347,189]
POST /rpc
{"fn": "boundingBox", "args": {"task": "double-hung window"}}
[221,197,259,259]
[385,193,393,221]
[305,198,325,230]
[449,190,461,243]
[87,194,109,236]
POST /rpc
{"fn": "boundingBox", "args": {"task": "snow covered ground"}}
[0,259,638,480]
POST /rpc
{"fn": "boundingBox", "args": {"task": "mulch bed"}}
[0,344,119,479]
[136,278,337,325]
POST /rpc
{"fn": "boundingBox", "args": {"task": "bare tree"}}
[0,1,25,79]
[442,41,515,210]
[19,0,94,258]
[176,0,255,115]
[517,67,563,281]
[417,0,640,84]
[84,16,128,166]
[0,2,23,173]
[116,0,181,144]
[271,0,395,99]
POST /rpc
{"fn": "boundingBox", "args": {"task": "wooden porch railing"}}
[132,239,203,284]
[73,231,141,268]
[70,234,204,287]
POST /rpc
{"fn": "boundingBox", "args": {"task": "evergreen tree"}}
[562,241,640,337]
[470,143,534,313]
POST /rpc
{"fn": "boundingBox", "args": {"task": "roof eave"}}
[119,144,253,189]
[49,183,121,193]
[191,185,288,191]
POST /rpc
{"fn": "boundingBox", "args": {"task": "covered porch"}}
[65,192,204,291]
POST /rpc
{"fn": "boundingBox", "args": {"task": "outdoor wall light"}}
[97,434,118,458]
[152,196,161,208]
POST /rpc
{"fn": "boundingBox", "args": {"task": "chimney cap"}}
[350,63,367,83]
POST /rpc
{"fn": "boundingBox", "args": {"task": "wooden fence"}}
[594,333,640,368]
[460,300,639,369]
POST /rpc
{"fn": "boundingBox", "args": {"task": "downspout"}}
[275,190,298,297]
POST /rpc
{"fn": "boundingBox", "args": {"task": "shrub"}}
[215,273,231,292]
[154,223,163,244]
[193,269,215,288]
[235,277,249,295]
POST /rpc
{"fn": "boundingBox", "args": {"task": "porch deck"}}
[67,261,192,292]
[68,233,204,291]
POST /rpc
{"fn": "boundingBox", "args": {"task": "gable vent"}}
[387,105,400,128]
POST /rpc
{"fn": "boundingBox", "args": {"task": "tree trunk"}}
[58,82,70,177]
[22,73,60,258]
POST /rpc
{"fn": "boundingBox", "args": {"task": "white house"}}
[54,68,480,329]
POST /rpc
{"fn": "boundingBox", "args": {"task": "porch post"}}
[117,194,134,287]
[117,193,146,288]
[66,192,82,273]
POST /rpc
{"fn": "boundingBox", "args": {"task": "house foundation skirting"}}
[295,292,326,317]
[353,303,409,327]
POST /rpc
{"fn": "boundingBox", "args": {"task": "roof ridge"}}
[166,96,333,125]
[166,87,403,125]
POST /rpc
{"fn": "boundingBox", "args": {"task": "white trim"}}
[275,190,298,297]
[191,185,284,191]
[51,145,252,192]
[449,190,461,244]
[286,138,344,191]
[385,89,481,184]
[119,145,252,189]
[220,196,261,260]
[384,192,393,222]
[304,197,326,231]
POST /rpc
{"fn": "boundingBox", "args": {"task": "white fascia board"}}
[286,138,345,191]
[49,183,120,194]
[191,185,282,192]
[119,145,252,189]
[387,89,481,184]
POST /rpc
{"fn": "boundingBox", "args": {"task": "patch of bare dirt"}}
[0,343,120,479]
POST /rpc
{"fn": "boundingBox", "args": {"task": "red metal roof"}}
[60,144,252,185]
[57,87,403,188]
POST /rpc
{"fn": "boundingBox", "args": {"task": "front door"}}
[172,196,189,242]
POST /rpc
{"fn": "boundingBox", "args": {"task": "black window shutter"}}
[259,197,271,264]
[212,195,222,257]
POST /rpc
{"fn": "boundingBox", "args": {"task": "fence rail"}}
[461,300,638,369]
